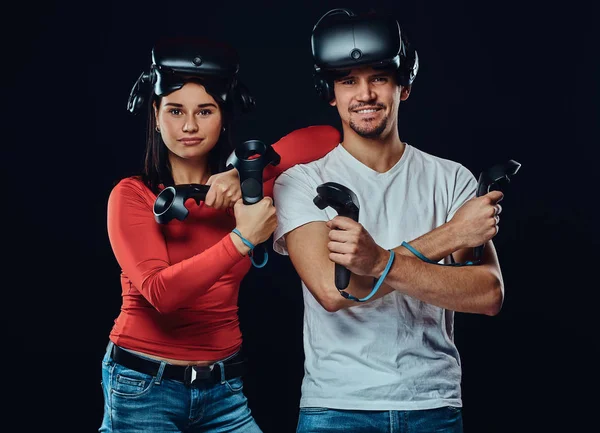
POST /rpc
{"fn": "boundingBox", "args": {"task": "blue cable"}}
[231,228,268,268]
[340,249,395,302]
[400,241,478,266]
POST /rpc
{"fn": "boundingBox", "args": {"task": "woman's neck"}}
[169,155,211,185]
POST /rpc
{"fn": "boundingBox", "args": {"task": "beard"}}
[349,113,389,138]
[347,102,389,138]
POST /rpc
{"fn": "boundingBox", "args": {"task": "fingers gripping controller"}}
[227,140,281,268]
[226,140,281,205]
[473,159,521,260]
[152,140,281,225]
[313,182,360,290]
[153,184,211,224]
[401,159,521,267]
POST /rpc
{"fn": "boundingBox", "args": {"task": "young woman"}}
[99,37,339,433]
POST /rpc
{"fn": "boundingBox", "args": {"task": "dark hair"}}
[140,79,234,195]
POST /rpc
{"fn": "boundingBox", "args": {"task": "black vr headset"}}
[127,37,255,114]
[311,8,419,103]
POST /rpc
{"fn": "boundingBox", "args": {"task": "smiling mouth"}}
[354,108,380,113]
[351,106,384,116]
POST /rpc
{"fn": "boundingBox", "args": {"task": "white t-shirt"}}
[272,143,477,411]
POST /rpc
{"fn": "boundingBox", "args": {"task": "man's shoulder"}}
[409,144,470,175]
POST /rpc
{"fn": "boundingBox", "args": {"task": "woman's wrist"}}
[229,232,252,256]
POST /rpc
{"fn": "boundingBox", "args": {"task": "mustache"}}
[348,102,386,111]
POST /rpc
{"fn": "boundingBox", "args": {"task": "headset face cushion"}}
[153,71,185,97]
[154,71,230,103]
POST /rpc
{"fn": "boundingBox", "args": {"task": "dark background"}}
[3,0,597,432]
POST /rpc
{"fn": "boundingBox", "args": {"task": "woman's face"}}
[154,82,223,161]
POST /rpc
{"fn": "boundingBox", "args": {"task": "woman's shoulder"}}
[110,176,155,202]
[112,175,144,192]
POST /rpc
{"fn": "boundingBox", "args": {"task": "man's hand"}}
[326,216,389,278]
[450,190,504,249]
[205,169,242,210]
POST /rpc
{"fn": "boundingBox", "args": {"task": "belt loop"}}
[104,341,115,365]
[154,361,167,385]
[216,361,226,384]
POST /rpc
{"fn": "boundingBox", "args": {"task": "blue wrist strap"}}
[400,242,438,264]
[340,249,395,303]
[232,228,254,250]
[400,241,478,266]
[232,229,268,268]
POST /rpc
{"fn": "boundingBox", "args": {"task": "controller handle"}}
[153,184,210,224]
[226,139,281,268]
[313,182,360,290]
[474,159,521,260]
[226,140,280,205]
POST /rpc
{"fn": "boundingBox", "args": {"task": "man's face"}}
[330,66,409,139]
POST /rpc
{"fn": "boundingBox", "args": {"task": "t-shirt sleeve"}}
[272,167,329,256]
[107,179,245,314]
[262,125,340,194]
[446,164,478,222]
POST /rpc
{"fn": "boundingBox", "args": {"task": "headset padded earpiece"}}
[233,80,256,113]
[313,71,335,104]
[127,71,155,114]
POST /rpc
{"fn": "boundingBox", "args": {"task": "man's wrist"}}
[372,248,392,278]
[444,221,467,251]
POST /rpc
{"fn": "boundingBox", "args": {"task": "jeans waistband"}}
[108,342,246,386]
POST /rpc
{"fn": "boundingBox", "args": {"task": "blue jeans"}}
[296,406,463,433]
[99,342,262,433]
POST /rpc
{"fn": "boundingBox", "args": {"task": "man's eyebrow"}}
[371,72,392,78]
[334,75,356,81]
[334,72,391,82]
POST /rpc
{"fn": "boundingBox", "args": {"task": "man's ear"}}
[400,85,411,101]
[329,97,337,107]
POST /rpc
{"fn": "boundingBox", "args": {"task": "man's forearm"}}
[337,221,467,309]
[338,222,502,314]
[379,252,503,315]
[393,222,465,262]
[341,249,502,315]
[290,219,502,314]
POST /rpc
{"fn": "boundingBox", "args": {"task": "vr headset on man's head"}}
[127,37,255,114]
[311,9,419,102]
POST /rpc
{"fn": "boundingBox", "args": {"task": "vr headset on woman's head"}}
[127,37,255,114]
[311,8,419,102]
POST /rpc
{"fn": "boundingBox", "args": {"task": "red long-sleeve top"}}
[107,125,340,361]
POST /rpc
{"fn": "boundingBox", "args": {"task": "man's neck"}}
[340,127,406,173]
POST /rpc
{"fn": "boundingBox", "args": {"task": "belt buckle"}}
[184,364,214,386]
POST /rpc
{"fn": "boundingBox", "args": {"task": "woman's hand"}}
[231,197,278,254]
[204,169,242,210]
